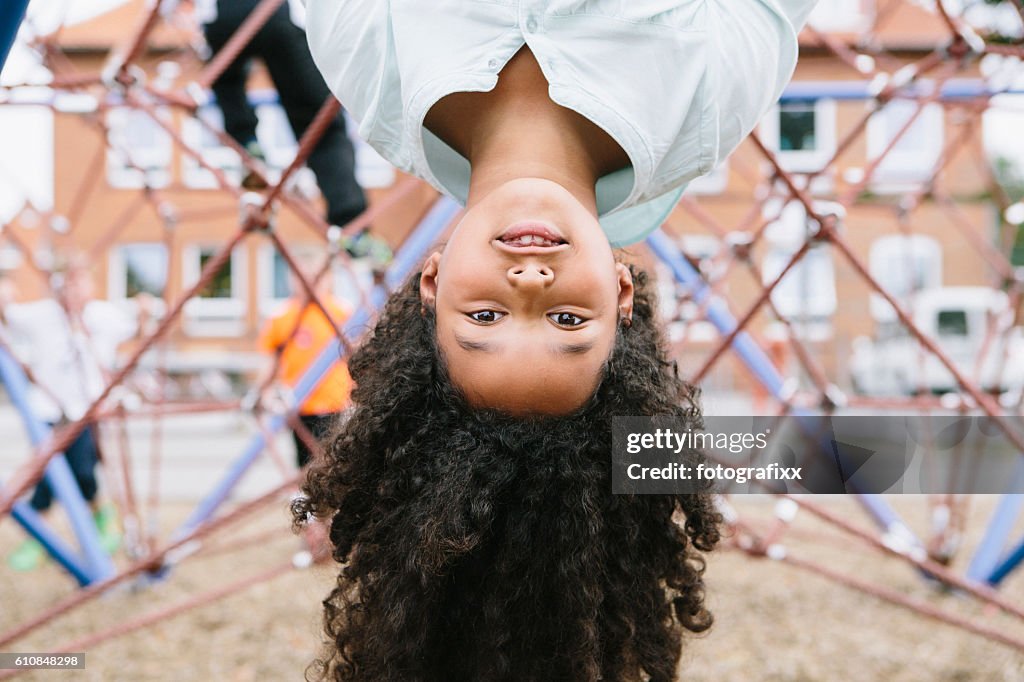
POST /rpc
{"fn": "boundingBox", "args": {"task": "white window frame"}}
[684,161,729,195]
[346,109,396,189]
[253,101,322,195]
[866,98,944,192]
[247,93,396,194]
[0,244,23,271]
[257,243,355,319]
[257,243,302,318]
[763,246,837,322]
[0,105,53,222]
[255,102,297,172]
[679,235,721,263]
[182,243,248,336]
[807,0,873,33]
[760,99,837,173]
[105,106,173,189]
[181,105,242,189]
[108,242,169,299]
[762,200,837,326]
[333,258,374,312]
[868,234,942,322]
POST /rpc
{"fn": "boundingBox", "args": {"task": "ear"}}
[419,251,442,308]
[615,262,634,321]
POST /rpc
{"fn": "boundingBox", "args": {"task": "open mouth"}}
[497,223,568,248]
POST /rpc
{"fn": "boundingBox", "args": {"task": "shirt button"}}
[488,58,499,70]
[525,16,538,32]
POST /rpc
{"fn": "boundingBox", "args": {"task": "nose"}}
[506,263,554,290]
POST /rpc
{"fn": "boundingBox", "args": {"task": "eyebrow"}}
[454,334,498,353]
[453,333,595,356]
[557,341,596,355]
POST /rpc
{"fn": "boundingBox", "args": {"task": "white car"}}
[850,287,1024,396]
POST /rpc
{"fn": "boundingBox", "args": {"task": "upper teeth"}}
[505,234,559,246]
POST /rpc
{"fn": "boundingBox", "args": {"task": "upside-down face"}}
[420,177,634,416]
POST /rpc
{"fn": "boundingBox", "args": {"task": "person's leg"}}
[257,13,368,227]
[65,424,119,553]
[294,413,337,562]
[292,423,314,470]
[27,477,53,513]
[65,424,99,503]
[202,3,260,150]
[307,413,337,447]
[7,481,52,570]
[293,413,337,469]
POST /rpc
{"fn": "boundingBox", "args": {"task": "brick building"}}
[0,0,1015,393]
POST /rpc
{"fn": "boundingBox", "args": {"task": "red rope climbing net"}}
[0,0,1022,670]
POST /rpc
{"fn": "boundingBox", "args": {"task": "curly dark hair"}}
[293,268,720,682]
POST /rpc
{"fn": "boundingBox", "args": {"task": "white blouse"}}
[305,0,817,245]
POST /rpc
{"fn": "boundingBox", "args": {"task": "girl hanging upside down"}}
[293,1,817,680]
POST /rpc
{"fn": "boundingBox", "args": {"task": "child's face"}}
[421,178,634,415]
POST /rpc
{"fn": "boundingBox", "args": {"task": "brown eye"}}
[468,310,504,324]
[549,312,586,327]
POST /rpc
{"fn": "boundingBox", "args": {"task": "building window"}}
[760,99,837,173]
[347,110,396,189]
[108,243,169,320]
[866,99,944,191]
[657,235,723,333]
[779,102,817,151]
[109,243,168,299]
[684,161,729,195]
[937,310,969,338]
[0,245,22,272]
[762,247,836,321]
[0,106,53,222]
[257,244,300,317]
[248,94,395,192]
[252,102,321,195]
[182,244,247,336]
[269,249,292,300]
[806,0,871,33]
[761,201,836,334]
[679,234,722,268]
[181,105,242,189]
[106,107,172,189]
[198,250,234,298]
[868,234,942,322]
[255,103,297,172]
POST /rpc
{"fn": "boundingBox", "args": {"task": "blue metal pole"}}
[646,229,917,537]
[0,0,30,74]
[172,197,460,541]
[14,79,1016,116]
[647,230,785,396]
[986,532,1024,586]
[967,494,1024,582]
[779,78,1024,103]
[0,346,114,582]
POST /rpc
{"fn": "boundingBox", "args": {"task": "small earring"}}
[620,316,633,330]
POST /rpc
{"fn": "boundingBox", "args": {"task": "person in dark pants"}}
[0,264,143,570]
[200,0,368,230]
[28,424,101,511]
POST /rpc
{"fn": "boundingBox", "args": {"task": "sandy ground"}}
[1,496,1023,681]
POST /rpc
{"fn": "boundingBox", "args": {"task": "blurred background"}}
[1,0,1024,679]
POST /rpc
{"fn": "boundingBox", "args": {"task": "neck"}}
[425,47,627,212]
[465,100,603,213]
